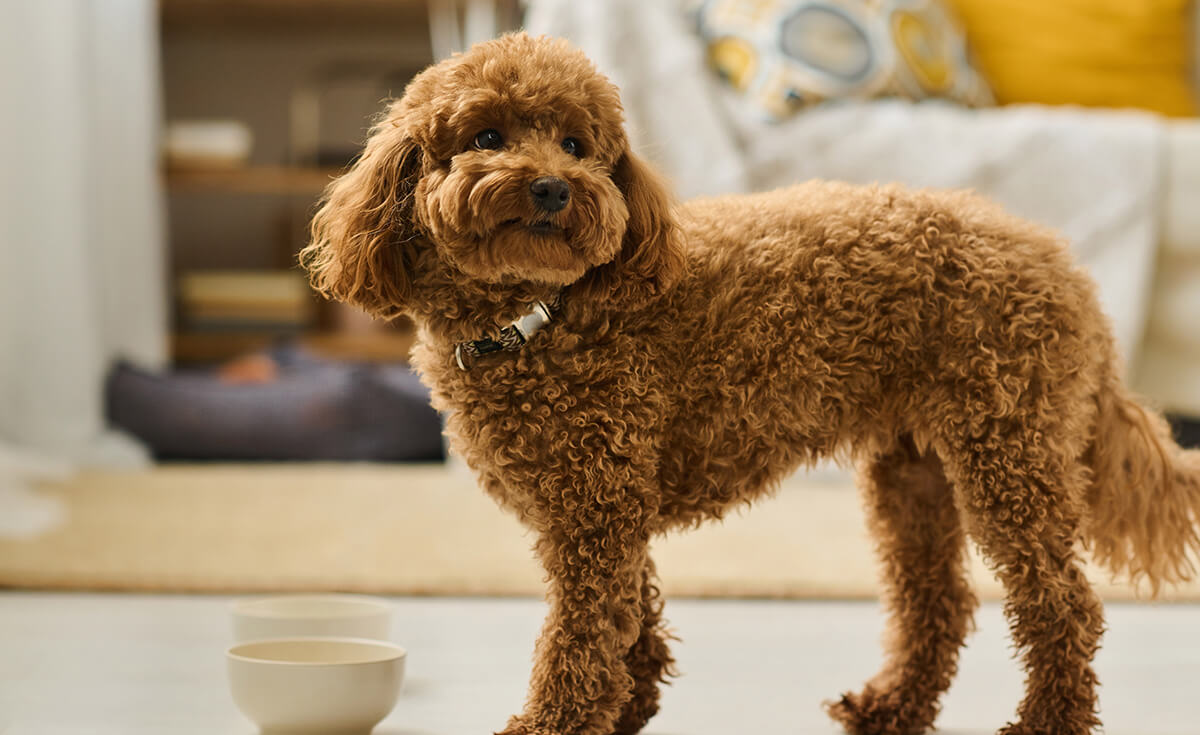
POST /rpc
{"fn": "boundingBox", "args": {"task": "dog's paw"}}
[494,715,560,735]
[824,686,935,735]
[996,721,1094,735]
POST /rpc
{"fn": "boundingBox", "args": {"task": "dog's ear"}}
[572,150,686,308]
[301,115,422,319]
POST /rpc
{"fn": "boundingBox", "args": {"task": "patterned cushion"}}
[697,0,993,120]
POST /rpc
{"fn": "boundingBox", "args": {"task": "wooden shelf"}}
[160,0,428,30]
[165,165,344,195]
[172,329,416,364]
[303,330,418,362]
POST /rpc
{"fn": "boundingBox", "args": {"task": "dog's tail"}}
[1083,367,1200,595]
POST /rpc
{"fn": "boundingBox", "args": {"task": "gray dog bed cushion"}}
[105,349,444,461]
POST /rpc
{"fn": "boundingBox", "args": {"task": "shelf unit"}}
[160,0,439,364]
[160,0,517,364]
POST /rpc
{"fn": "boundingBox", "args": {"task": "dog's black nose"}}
[530,176,570,212]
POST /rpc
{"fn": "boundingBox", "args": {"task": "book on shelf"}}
[177,270,315,332]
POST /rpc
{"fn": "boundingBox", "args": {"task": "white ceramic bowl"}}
[227,637,406,735]
[231,595,392,643]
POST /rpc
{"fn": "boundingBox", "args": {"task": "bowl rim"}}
[229,594,393,619]
[227,636,407,667]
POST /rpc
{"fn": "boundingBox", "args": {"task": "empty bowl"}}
[227,637,406,735]
[231,595,392,643]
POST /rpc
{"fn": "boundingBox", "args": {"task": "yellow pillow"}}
[945,0,1198,117]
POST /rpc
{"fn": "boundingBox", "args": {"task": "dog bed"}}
[104,346,444,461]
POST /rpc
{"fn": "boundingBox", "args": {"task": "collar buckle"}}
[454,298,557,371]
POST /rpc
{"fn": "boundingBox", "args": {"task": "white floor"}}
[0,593,1197,735]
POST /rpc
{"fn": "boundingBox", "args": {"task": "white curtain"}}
[0,0,165,484]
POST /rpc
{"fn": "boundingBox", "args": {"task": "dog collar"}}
[454,296,560,370]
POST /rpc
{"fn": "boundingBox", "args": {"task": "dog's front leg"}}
[611,556,675,735]
[498,505,652,735]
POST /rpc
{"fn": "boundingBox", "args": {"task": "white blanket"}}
[525,0,1166,364]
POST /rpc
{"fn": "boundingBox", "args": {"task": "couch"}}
[526,0,1200,426]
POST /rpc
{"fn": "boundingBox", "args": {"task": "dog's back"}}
[660,181,1200,591]
[656,181,1100,501]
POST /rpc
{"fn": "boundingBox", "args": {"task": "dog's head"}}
[302,33,685,320]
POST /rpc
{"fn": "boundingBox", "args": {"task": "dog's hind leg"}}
[943,427,1104,735]
[826,435,977,735]
[611,557,676,735]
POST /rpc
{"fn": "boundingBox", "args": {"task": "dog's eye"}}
[561,137,583,158]
[473,129,504,151]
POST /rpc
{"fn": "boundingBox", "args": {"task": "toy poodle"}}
[301,33,1200,735]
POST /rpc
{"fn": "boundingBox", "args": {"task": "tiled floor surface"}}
[1,593,1197,734]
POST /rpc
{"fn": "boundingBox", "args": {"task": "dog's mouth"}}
[501,218,566,237]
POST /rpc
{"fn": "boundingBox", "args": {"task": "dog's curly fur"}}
[302,33,1200,735]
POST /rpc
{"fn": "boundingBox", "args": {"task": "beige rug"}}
[1,464,1197,601]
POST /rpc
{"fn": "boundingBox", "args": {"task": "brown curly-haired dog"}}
[302,33,1200,735]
